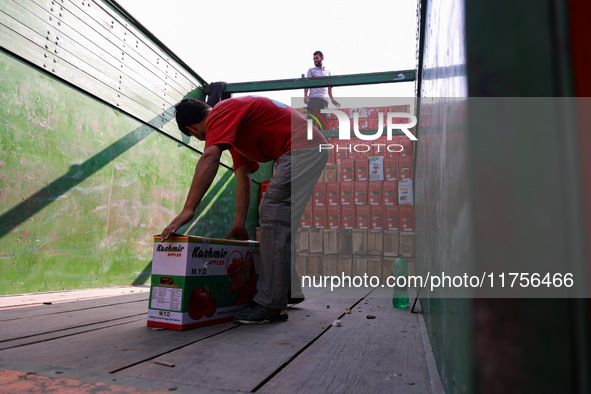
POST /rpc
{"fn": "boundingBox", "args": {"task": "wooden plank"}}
[383,230,400,256]
[338,255,352,276]
[352,229,368,255]
[0,297,148,345]
[309,229,323,254]
[367,229,383,256]
[352,255,367,277]
[0,292,149,321]
[322,228,338,255]
[0,315,144,350]
[383,256,395,282]
[307,253,323,276]
[296,227,309,254]
[367,256,383,279]
[407,258,416,277]
[323,165,337,182]
[296,254,308,276]
[117,288,370,391]
[337,229,353,255]
[399,231,415,257]
[0,317,238,374]
[0,358,222,393]
[322,255,338,276]
[259,288,432,393]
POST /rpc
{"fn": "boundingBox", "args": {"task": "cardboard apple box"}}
[326,182,341,206]
[398,156,414,181]
[384,157,399,182]
[335,141,349,164]
[300,203,313,228]
[313,205,327,229]
[313,182,326,206]
[385,205,400,231]
[356,205,371,230]
[354,181,368,205]
[368,181,383,205]
[355,158,369,181]
[383,181,398,205]
[342,205,356,229]
[372,137,388,157]
[340,182,354,205]
[327,205,341,229]
[370,205,385,230]
[400,206,415,231]
[148,235,260,330]
[339,158,355,182]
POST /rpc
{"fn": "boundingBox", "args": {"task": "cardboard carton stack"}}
[297,105,416,282]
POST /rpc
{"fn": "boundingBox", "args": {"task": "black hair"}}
[313,50,324,58]
[175,99,211,136]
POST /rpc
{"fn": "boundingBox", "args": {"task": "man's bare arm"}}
[160,144,224,241]
[225,164,252,240]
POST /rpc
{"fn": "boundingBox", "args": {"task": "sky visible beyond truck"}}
[116,0,419,105]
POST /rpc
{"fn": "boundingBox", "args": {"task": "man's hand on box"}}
[225,225,250,241]
[160,208,195,242]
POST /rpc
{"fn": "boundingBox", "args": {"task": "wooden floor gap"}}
[0,314,146,348]
[0,299,148,322]
[108,323,242,374]
[251,288,376,392]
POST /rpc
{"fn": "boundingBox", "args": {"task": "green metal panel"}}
[415,0,472,392]
[202,70,416,95]
[0,0,246,169]
[0,51,259,295]
[417,0,589,392]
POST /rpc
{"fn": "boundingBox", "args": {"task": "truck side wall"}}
[0,0,269,294]
[415,0,472,392]
[417,0,589,392]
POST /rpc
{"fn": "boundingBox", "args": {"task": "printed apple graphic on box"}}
[188,288,217,320]
[227,251,257,305]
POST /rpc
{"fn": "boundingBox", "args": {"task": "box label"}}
[398,180,414,206]
[150,286,183,311]
[368,156,384,181]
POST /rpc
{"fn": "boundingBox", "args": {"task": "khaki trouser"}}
[254,148,328,309]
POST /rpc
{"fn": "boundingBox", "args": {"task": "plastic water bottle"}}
[392,256,409,308]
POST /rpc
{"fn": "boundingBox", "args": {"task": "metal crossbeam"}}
[194,70,416,96]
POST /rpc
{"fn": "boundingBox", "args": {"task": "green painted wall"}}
[0,51,263,295]
[417,0,589,392]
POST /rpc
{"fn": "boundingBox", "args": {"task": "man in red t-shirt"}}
[160,96,327,324]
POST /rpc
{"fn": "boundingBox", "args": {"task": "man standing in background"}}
[304,51,341,126]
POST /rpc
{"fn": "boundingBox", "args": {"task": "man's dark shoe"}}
[233,302,288,324]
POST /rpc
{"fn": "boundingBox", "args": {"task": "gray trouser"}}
[254,148,328,309]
